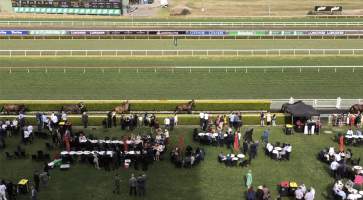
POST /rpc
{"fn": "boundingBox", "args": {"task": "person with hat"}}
[255,185,264,200]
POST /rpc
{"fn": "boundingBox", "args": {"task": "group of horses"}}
[0,100,196,115]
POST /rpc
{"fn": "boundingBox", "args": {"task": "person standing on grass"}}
[81,112,88,129]
[93,153,100,170]
[33,171,40,192]
[31,185,37,200]
[113,174,121,195]
[272,114,277,126]
[266,112,271,126]
[0,180,7,200]
[245,170,253,188]
[129,174,137,196]
[137,174,146,196]
[260,112,265,127]
[174,114,178,127]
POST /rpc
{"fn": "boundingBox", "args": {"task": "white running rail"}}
[1,49,363,57]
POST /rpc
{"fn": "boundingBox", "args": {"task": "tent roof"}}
[281,101,320,117]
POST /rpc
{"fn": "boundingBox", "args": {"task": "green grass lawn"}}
[0,66,362,99]
[1,39,363,50]
[0,125,360,200]
[0,56,362,68]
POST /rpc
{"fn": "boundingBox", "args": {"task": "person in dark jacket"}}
[33,171,40,192]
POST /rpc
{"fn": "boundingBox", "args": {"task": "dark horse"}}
[0,104,27,114]
[175,100,195,114]
[114,100,130,114]
[349,104,363,114]
[61,102,86,114]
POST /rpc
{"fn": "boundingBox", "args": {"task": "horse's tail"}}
[0,106,3,113]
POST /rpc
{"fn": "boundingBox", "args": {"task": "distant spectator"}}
[81,112,88,129]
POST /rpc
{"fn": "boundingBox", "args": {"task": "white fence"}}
[2,20,363,27]
[271,98,362,110]
[1,49,363,57]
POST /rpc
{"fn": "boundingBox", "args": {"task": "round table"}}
[237,154,245,159]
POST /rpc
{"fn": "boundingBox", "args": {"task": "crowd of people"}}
[102,112,178,132]
[330,113,363,128]
[170,145,205,168]
[333,179,363,200]
[318,147,363,199]
[264,142,292,161]
[60,128,169,171]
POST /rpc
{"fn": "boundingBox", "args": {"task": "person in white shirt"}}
[304,187,315,200]
[174,114,178,126]
[295,187,304,200]
[27,125,33,134]
[51,113,58,125]
[346,128,353,136]
[164,129,170,144]
[23,130,31,144]
[0,181,7,200]
[164,118,170,130]
[333,181,346,200]
[266,112,272,126]
[61,111,67,121]
[330,160,340,178]
[199,112,205,128]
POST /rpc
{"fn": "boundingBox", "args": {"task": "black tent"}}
[281,101,320,118]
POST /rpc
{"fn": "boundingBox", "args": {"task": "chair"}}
[5,152,14,159]
[31,154,37,161]
[37,150,44,161]
[44,154,51,161]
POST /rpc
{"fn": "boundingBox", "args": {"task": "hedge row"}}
[0,113,287,126]
[0,100,271,112]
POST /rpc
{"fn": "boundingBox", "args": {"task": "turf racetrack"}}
[0,66,362,99]
[1,39,363,50]
[0,126,360,200]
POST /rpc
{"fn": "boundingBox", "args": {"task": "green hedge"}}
[0,113,286,126]
[0,100,271,112]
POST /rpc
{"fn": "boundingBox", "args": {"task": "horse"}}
[175,100,195,114]
[114,101,130,114]
[61,102,86,114]
[0,104,27,114]
[349,104,363,114]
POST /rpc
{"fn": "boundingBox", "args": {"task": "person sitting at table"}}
[333,180,346,200]
[255,185,264,200]
[218,152,225,162]
[330,160,340,178]
[304,187,315,200]
[284,144,292,160]
[265,143,273,157]
[346,128,354,136]
[295,186,304,200]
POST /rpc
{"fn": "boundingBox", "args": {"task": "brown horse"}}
[175,100,195,114]
[349,104,363,114]
[114,101,130,114]
[61,102,86,114]
[0,104,27,114]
